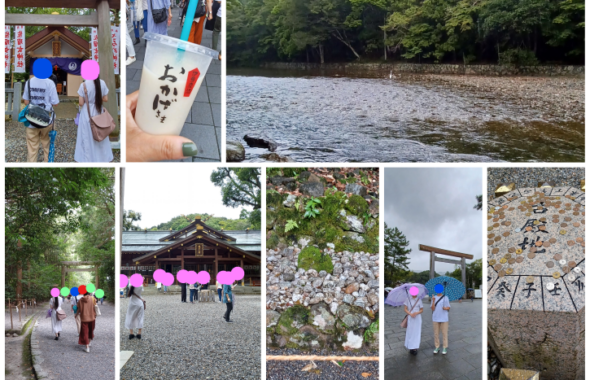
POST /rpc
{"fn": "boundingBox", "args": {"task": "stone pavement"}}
[120,294,261,380]
[126,6,221,162]
[33,301,116,380]
[384,300,482,380]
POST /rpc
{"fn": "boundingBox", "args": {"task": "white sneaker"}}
[126,57,136,66]
[85,346,90,353]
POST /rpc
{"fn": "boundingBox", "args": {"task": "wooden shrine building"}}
[121,217,261,286]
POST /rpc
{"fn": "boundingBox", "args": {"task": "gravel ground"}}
[402,75,585,122]
[36,301,116,380]
[5,120,121,162]
[120,295,261,380]
[266,348,378,380]
[487,167,585,197]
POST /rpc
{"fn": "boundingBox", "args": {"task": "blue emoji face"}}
[435,284,444,294]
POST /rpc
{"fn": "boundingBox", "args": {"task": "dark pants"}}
[79,320,95,345]
[181,288,187,302]
[217,288,222,302]
[224,302,233,321]
[190,289,196,302]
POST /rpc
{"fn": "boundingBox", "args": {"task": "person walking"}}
[141,0,149,35]
[216,280,222,302]
[126,26,137,66]
[431,286,451,355]
[180,281,187,303]
[50,295,63,340]
[128,0,141,44]
[403,292,423,355]
[187,0,213,45]
[73,294,82,336]
[147,0,172,38]
[156,282,162,292]
[222,282,233,323]
[189,282,196,303]
[76,291,96,353]
[125,283,145,339]
[22,75,60,162]
[75,73,114,162]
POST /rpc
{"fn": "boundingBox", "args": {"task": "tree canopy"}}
[228,0,584,65]
[446,258,483,288]
[5,168,115,301]
[141,212,259,231]
[384,223,411,284]
[211,168,261,229]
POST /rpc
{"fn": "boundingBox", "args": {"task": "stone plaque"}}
[488,187,585,380]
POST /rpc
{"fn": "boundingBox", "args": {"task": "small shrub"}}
[298,246,334,274]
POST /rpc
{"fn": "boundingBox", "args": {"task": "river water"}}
[227,68,584,162]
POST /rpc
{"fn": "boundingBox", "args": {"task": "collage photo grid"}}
[1,1,586,380]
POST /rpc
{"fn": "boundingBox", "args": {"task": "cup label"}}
[184,68,201,97]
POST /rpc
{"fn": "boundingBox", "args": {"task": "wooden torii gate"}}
[60,261,101,289]
[5,0,120,136]
[419,244,474,299]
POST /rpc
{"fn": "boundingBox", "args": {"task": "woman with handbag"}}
[75,73,114,162]
[187,0,213,45]
[49,296,64,340]
[76,291,97,353]
[147,0,173,37]
[403,292,423,355]
[125,282,145,339]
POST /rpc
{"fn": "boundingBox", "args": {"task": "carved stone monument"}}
[487,186,585,380]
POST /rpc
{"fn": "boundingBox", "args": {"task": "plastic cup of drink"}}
[135,32,219,135]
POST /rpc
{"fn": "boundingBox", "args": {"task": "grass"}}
[21,316,37,379]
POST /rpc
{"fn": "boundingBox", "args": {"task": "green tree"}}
[474,195,482,210]
[5,168,113,300]
[446,258,483,288]
[123,210,143,231]
[384,223,411,283]
[211,168,262,230]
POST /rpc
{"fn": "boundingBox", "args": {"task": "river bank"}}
[227,69,584,163]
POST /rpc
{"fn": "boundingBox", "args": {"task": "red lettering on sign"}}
[183,68,201,97]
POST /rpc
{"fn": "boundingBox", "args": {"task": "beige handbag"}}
[401,299,418,329]
[83,82,115,142]
[94,304,101,316]
[56,309,67,321]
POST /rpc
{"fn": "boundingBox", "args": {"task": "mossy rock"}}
[345,194,369,216]
[267,231,280,249]
[267,191,286,208]
[298,246,334,274]
[277,305,311,336]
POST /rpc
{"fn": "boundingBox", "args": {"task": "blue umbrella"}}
[425,276,465,301]
[385,283,428,307]
[48,127,56,162]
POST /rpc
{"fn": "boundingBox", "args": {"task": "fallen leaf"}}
[301,361,317,372]
[362,373,372,378]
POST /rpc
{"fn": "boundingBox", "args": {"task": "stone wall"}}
[260,62,584,77]
[266,246,379,351]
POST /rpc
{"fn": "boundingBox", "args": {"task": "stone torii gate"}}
[5,0,120,136]
[60,261,101,288]
[420,244,474,299]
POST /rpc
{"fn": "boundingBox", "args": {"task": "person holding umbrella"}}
[431,283,451,355]
[403,286,424,355]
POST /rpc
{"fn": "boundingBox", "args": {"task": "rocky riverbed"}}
[228,70,584,162]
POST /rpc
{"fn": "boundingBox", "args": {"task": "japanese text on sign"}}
[14,26,25,73]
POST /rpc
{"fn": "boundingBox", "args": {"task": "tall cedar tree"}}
[384,223,411,283]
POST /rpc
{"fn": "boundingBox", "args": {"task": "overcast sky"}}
[124,167,251,228]
[384,168,482,274]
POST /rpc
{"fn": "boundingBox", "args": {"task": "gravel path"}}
[120,295,261,380]
[267,349,378,380]
[487,167,585,197]
[36,301,115,380]
[5,120,121,163]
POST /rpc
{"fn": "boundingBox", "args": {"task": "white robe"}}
[125,286,144,329]
[50,297,63,334]
[404,297,423,350]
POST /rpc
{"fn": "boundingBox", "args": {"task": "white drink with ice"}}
[135,33,218,135]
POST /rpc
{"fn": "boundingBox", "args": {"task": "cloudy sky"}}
[384,168,482,273]
[124,166,252,229]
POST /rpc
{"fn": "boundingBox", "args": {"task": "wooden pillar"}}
[96,0,119,137]
[96,264,100,289]
[181,249,184,269]
[461,257,466,299]
[429,251,435,279]
[214,248,218,285]
[61,266,66,288]
[241,258,244,286]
